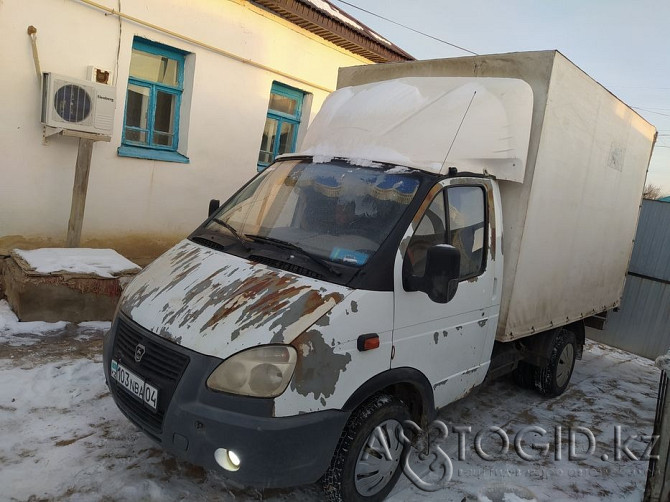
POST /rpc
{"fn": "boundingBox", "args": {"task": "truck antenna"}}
[441,90,477,173]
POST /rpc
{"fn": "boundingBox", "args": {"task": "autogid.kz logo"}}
[397,419,657,491]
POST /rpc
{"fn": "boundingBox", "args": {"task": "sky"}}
[331,0,670,195]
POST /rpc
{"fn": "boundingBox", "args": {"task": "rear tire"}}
[534,328,577,397]
[322,394,410,502]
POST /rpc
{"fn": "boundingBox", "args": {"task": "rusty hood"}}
[119,240,351,358]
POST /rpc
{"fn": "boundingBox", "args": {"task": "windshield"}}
[206,159,421,267]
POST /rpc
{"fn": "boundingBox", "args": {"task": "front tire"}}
[322,394,410,502]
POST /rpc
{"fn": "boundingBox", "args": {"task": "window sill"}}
[118,145,189,164]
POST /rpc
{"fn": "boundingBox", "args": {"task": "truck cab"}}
[103,155,504,500]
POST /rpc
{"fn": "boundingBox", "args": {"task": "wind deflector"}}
[292,77,533,183]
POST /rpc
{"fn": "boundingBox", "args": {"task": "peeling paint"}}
[290,329,352,400]
[433,331,439,344]
[478,319,488,327]
[456,326,463,331]
[350,301,358,313]
[119,240,351,357]
[442,330,448,338]
[486,182,497,260]
[315,312,331,327]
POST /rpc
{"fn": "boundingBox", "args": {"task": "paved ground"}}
[0,313,660,501]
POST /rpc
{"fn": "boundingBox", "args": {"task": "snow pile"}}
[13,248,140,278]
[0,300,67,345]
[656,350,670,372]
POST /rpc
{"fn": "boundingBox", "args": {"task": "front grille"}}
[110,316,189,437]
[250,254,324,280]
[115,321,187,381]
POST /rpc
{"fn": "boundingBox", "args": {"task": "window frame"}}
[257,82,304,171]
[119,38,188,163]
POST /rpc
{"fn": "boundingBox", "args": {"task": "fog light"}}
[214,448,241,472]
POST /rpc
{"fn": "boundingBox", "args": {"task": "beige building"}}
[0,0,411,263]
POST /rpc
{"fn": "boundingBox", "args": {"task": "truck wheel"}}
[322,394,410,502]
[534,328,577,397]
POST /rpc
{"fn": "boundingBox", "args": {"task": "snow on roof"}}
[12,248,140,279]
[302,0,393,46]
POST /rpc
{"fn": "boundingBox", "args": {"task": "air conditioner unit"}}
[41,73,116,135]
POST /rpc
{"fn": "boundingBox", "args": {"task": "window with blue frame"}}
[258,82,305,171]
[119,38,188,163]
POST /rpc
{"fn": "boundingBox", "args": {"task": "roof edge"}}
[250,0,413,63]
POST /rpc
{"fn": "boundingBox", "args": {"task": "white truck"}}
[103,51,656,501]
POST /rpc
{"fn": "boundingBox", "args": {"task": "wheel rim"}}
[354,419,404,496]
[555,343,575,387]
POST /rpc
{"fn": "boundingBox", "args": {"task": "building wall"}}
[0,0,371,262]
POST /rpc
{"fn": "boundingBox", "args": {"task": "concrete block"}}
[3,252,138,323]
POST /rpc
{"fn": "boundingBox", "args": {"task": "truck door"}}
[392,178,499,408]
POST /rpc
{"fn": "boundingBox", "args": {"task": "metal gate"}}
[645,365,670,501]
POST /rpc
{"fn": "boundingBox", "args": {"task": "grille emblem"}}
[134,343,146,363]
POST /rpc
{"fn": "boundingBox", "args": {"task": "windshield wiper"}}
[210,218,250,250]
[245,234,341,276]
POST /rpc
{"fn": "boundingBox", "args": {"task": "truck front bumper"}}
[103,313,349,488]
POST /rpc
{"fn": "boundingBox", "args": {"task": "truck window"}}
[447,185,486,278]
[404,184,487,280]
[207,160,421,267]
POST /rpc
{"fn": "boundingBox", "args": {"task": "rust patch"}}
[268,291,344,342]
[290,329,351,400]
[201,273,308,337]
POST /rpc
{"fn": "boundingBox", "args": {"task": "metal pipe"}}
[27,26,41,82]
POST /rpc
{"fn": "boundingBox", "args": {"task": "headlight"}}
[206,345,297,397]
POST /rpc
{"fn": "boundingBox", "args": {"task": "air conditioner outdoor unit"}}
[41,72,116,135]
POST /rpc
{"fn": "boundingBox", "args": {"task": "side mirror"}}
[208,199,220,217]
[405,244,461,303]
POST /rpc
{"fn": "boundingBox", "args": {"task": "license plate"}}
[110,359,158,410]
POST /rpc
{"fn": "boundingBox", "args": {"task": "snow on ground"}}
[0,305,660,502]
[12,248,141,278]
[0,300,67,345]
